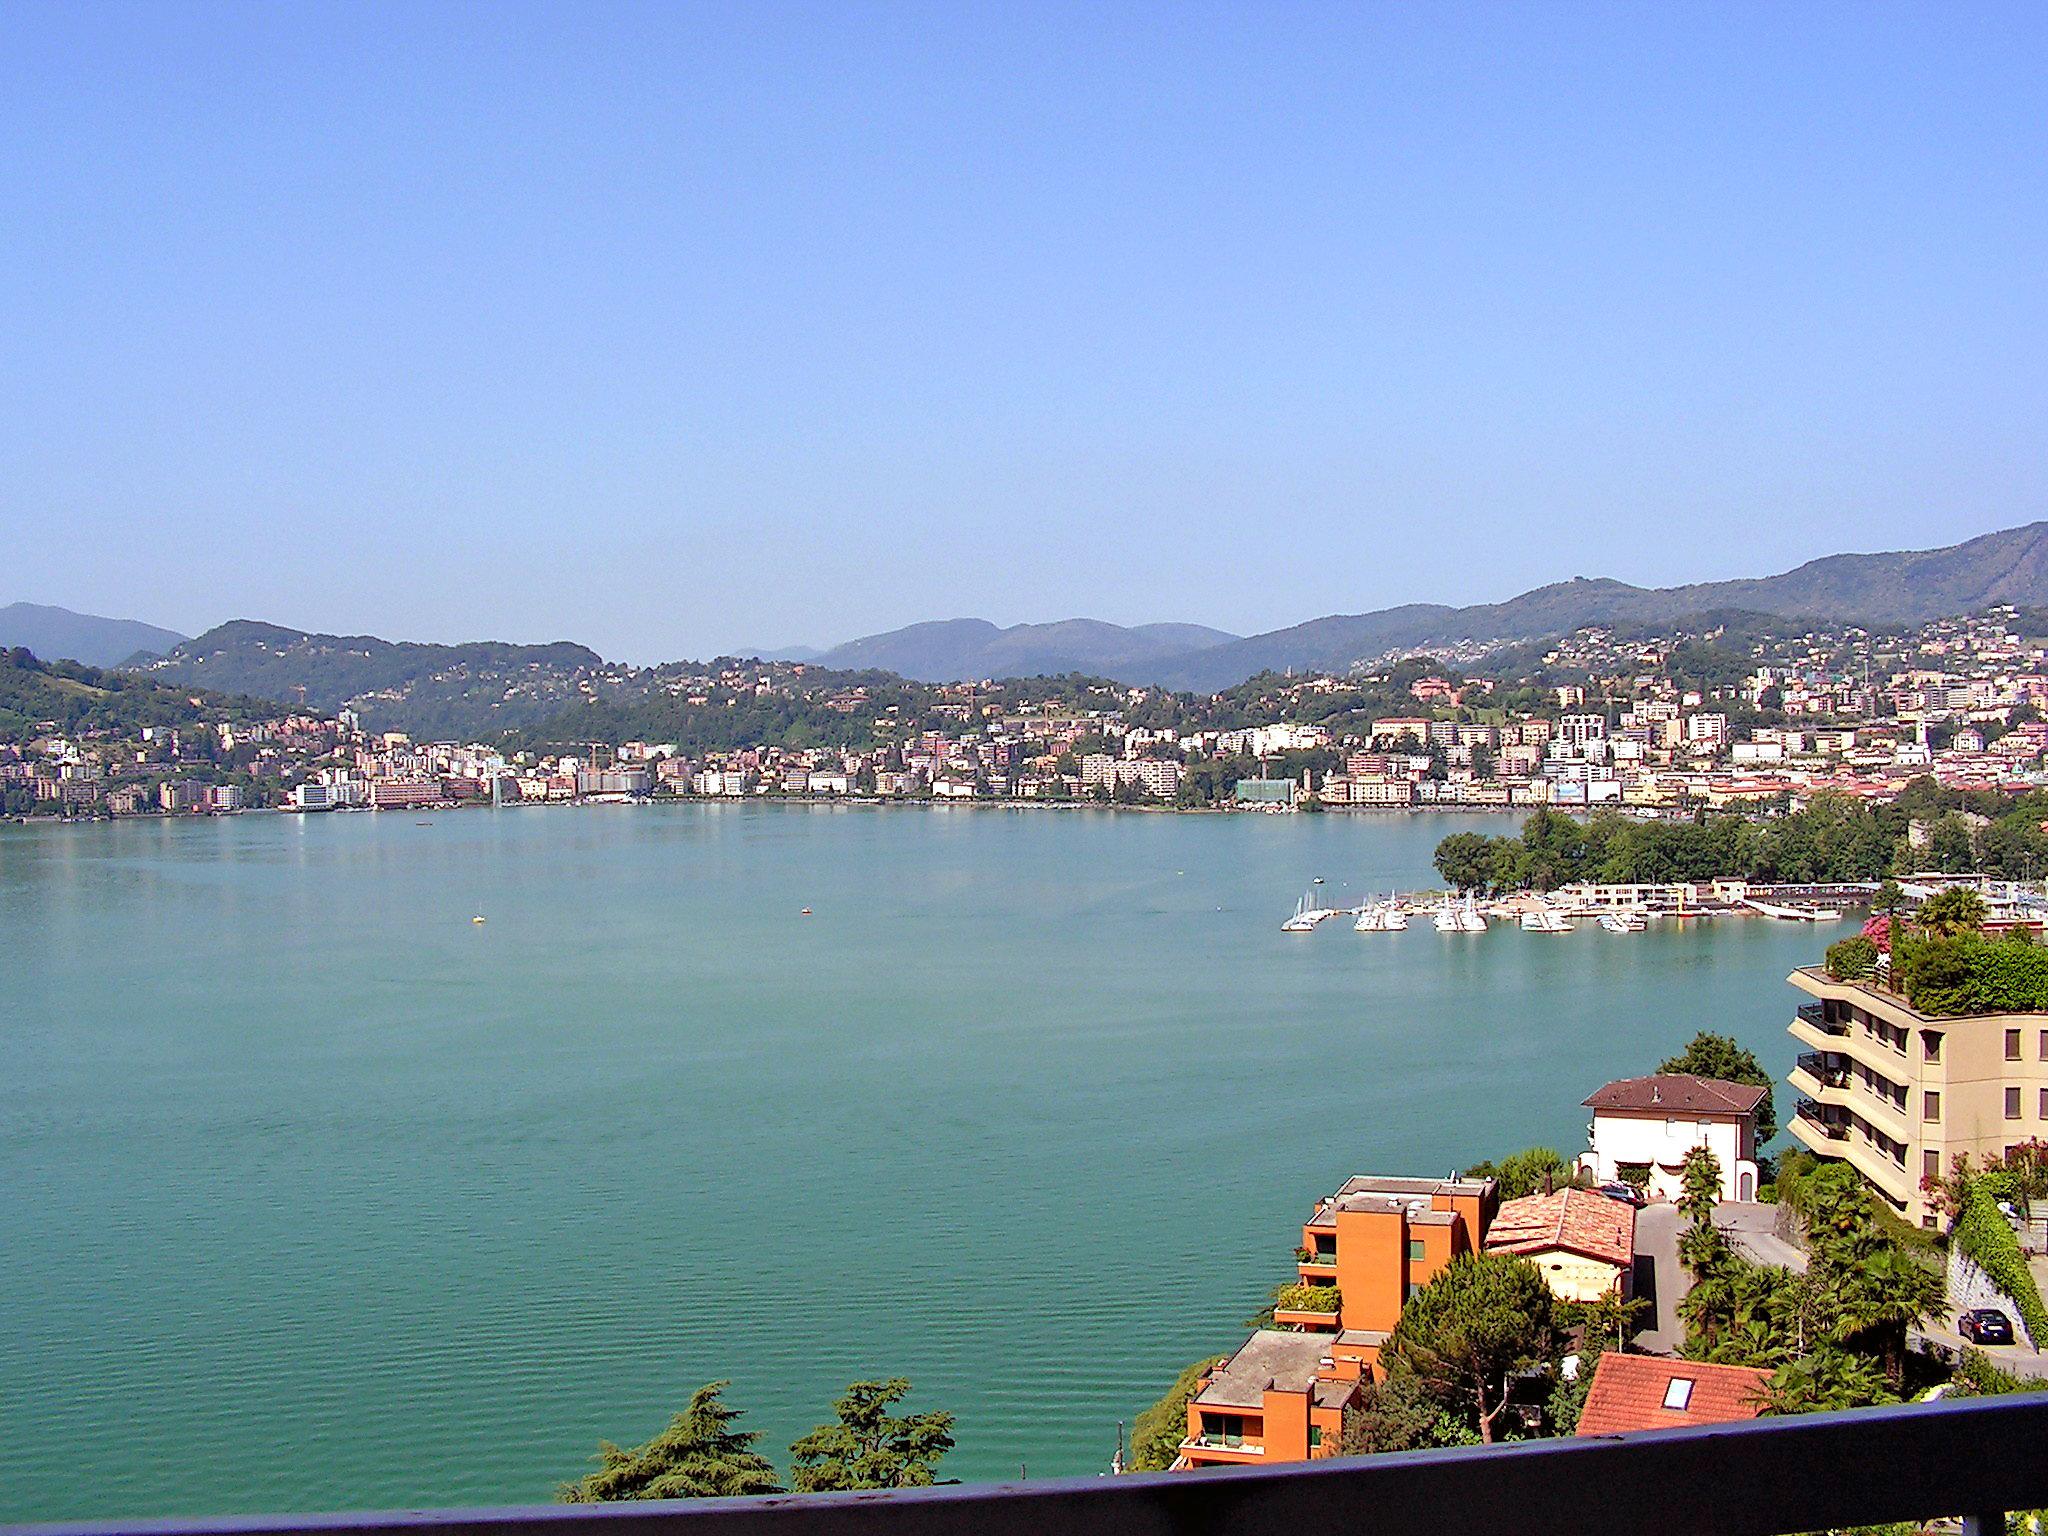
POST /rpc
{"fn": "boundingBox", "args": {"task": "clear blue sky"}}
[4,2,2045,661]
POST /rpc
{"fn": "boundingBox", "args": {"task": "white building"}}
[1576,1074,1765,1204]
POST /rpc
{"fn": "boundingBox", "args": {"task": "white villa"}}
[1576,1074,1766,1204]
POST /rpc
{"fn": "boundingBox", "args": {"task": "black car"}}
[1959,1308,2015,1345]
[1595,1181,1649,1208]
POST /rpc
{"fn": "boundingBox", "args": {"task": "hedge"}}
[1274,1284,1341,1314]
[1953,1183,2048,1345]
[1894,933,2048,1016]
[1824,935,1878,981]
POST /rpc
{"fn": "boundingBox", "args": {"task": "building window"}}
[1663,1378,1695,1410]
[1923,1092,1940,1122]
[1308,1426,1323,1449]
[2007,1029,2022,1062]
[1924,1032,1942,1063]
[1407,1238,1425,1262]
[2040,1087,2048,1120]
[1924,1150,1940,1182]
[2039,1029,2048,1061]
[2007,1087,2023,1120]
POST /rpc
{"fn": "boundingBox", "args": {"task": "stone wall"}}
[1948,1245,2038,1350]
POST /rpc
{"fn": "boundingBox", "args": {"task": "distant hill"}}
[730,643,824,663]
[1148,522,2048,690]
[0,603,186,667]
[809,618,1240,683]
[136,621,615,738]
[0,647,260,745]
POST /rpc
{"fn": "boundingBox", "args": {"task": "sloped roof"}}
[1583,1073,1767,1116]
[1484,1188,1635,1268]
[1575,1352,1769,1437]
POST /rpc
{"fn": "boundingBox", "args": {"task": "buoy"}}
[800,908,813,916]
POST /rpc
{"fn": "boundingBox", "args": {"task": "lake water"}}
[0,805,1824,1520]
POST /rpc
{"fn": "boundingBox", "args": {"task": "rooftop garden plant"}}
[1274,1283,1341,1315]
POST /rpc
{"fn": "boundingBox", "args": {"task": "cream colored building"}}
[1787,966,2048,1227]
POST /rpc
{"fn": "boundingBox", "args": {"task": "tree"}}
[1678,1146,1724,1225]
[788,1378,955,1492]
[1917,887,1988,938]
[1658,1031,1776,1145]
[558,1382,783,1501]
[1873,878,1906,916]
[1488,1147,1580,1200]
[1434,832,1495,893]
[1131,1357,1224,1471]
[1381,1254,1561,1444]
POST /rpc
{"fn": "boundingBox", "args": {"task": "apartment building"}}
[1179,1173,1499,1471]
[1788,968,2048,1226]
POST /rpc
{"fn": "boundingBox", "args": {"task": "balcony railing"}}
[1795,1052,1849,1089]
[1795,1099,1848,1139]
[16,1396,2042,1536]
[1796,1002,1847,1034]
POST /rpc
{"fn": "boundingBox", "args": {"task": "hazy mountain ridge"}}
[137,621,615,737]
[1145,522,2048,690]
[808,617,1241,683]
[76,520,2048,732]
[0,603,187,668]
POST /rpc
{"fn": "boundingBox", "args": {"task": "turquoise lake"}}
[0,805,1825,1520]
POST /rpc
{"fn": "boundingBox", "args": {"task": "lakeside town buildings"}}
[8,607,2048,819]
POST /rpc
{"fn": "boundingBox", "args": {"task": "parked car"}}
[1959,1308,2015,1346]
[1596,1181,1648,1208]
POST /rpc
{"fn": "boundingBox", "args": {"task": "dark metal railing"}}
[1796,1001,1846,1034]
[6,1396,2044,1536]
[1795,1052,1849,1089]
[1794,1098,1849,1139]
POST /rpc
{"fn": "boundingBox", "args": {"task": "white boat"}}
[1383,902,1409,931]
[1458,896,1488,932]
[1283,889,1340,933]
[1353,903,1388,932]
[1433,900,1462,932]
[1521,906,1573,933]
[1599,909,1648,933]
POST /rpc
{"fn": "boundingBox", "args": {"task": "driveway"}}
[1628,1201,1803,1356]
[1914,1320,2048,1381]
[1716,1200,1809,1272]
[1631,1202,1685,1354]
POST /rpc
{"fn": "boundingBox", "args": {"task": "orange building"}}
[1180,1173,1500,1469]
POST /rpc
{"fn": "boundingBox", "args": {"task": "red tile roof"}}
[1583,1073,1767,1116]
[1575,1352,1769,1437]
[1485,1188,1635,1269]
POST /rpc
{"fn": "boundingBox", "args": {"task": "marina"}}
[1281,879,1886,934]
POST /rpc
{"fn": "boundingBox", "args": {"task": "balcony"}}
[1793,1052,1849,1090]
[1296,1248,1337,1272]
[33,1396,2044,1536]
[1795,1098,1848,1140]
[1796,1001,1847,1035]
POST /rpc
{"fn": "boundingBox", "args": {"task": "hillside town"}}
[7,608,2048,819]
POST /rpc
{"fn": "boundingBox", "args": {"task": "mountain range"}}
[0,603,187,668]
[17,521,2048,733]
[807,618,1241,682]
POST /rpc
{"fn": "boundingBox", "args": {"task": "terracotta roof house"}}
[1483,1188,1635,1302]
[1575,1352,1770,1437]
[1576,1074,1766,1204]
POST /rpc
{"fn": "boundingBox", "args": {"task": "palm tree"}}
[1917,887,1988,938]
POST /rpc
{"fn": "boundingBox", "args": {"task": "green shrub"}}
[1274,1284,1341,1315]
[1824,935,1878,981]
[1953,1183,2048,1345]
[1893,932,2048,1015]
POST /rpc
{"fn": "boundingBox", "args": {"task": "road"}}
[1632,1202,1685,1353]
[1629,1201,1807,1355]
